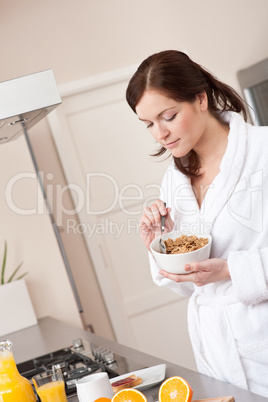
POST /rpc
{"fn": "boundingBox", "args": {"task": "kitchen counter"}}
[5,317,266,401]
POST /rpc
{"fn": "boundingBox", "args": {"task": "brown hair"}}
[126,50,247,177]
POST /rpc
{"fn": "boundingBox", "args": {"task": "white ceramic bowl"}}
[150,231,212,274]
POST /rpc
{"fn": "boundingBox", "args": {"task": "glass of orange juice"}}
[32,368,67,402]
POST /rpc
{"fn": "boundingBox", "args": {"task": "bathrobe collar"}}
[174,112,248,234]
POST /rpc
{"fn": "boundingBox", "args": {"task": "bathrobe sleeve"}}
[148,251,195,297]
[226,122,268,306]
[228,248,268,305]
[147,162,195,298]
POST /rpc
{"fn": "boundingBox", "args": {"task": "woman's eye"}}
[146,122,153,129]
[165,114,177,122]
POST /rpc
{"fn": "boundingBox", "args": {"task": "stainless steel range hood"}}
[0,69,61,143]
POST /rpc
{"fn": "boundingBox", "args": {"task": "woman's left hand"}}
[159,258,230,287]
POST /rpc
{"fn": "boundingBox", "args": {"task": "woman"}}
[126,50,268,397]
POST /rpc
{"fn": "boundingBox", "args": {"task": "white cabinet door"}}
[48,67,196,370]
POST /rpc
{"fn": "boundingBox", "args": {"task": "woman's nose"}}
[154,123,170,140]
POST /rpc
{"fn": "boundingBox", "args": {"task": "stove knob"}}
[72,338,84,349]
[102,351,115,364]
[97,347,106,361]
[97,348,115,364]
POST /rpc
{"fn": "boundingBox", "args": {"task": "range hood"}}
[0,69,61,143]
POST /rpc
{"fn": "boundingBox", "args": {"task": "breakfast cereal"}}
[164,235,208,254]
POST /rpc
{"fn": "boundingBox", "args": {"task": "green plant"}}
[1,241,28,285]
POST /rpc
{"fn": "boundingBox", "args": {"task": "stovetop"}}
[17,338,145,400]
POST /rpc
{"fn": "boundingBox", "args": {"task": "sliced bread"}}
[111,374,143,392]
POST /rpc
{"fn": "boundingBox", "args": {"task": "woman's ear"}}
[196,91,208,111]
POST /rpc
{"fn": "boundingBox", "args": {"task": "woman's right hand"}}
[140,200,174,251]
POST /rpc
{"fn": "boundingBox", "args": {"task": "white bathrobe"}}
[149,111,268,397]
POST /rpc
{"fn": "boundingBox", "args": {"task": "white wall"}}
[1,0,267,90]
[0,135,81,328]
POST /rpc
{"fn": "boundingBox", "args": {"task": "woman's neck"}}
[194,114,229,170]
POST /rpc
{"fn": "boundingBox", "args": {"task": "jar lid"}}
[0,339,13,352]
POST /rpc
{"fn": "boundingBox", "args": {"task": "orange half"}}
[94,398,111,402]
[159,376,193,402]
[111,388,147,402]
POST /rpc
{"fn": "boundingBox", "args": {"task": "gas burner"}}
[17,339,145,399]
[64,364,104,392]
[17,345,119,398]
[34,352,93,373]
[64,363,104,381]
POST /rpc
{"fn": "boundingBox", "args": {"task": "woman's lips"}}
[165,139,180,149]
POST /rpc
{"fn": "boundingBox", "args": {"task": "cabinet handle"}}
[86,324,95,333]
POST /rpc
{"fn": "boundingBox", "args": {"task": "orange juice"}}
[0,344,36,402]
[36,380,67,402]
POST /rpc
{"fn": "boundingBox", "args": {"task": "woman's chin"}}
[169,149,189,159]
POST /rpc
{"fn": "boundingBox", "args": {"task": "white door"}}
[47,67,196,371]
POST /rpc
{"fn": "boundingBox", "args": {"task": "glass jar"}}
[0,339,36,401]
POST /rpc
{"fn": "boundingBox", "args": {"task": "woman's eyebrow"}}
[138,106,177,121]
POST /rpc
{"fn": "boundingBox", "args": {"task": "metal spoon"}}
[159,202,166,254]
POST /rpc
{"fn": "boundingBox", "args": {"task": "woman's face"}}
[135,90,209,158]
